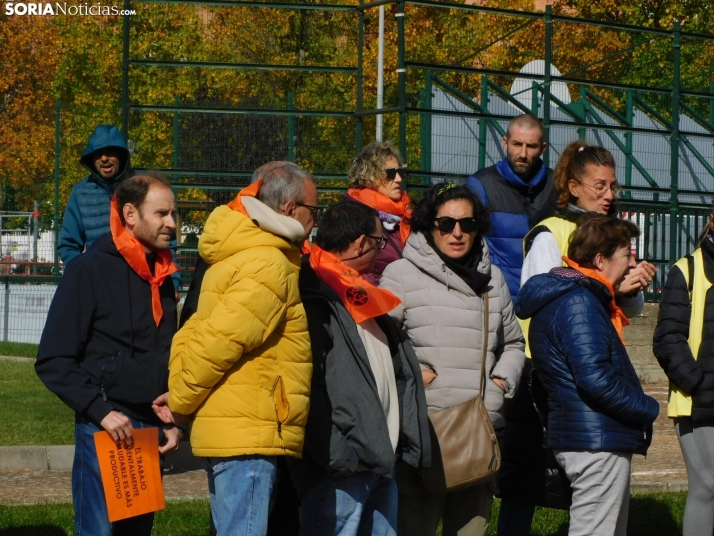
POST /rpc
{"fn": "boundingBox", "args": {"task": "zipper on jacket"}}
[269,376,285,448]
[442,264,450,290]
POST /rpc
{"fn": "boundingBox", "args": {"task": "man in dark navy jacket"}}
[465,113,555,301]
[36,174,181,536]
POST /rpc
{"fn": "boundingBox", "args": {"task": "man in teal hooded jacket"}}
[58,125,180,289]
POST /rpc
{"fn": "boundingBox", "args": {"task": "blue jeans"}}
[299,471,398,536]
[72,417,160,536]
[204,455,278,536]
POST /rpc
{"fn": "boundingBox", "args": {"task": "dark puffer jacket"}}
[653,238,714,421]
[516,270,659,454]
[58,125,132,265]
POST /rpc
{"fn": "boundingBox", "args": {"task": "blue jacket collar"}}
[495,158,547,191]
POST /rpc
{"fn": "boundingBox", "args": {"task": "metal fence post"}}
[669,22,681,265]
[420,72,432,175]
[478,77,489,170]
[625,91,633,199]
[356,2,364,152]
[287,92,295,162]
[53,98,61,276]
[542,5,552,169]
[33,200,39,275]
[122,0,131,137]
[709,82,714,128]
[396,0,406,160]
[4,277,9,342]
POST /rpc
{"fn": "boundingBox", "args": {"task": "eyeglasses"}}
[434,217,478,234]
[385,167,408,181]
[576,181,622,198]
[366,235,388,250]
[296,203,325,222]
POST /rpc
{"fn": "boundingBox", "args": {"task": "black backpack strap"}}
[686,254,694,298]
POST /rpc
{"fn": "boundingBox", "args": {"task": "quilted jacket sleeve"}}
[653,265,714,396]
[57,185,86,265]
[491,268,525,398]
[558,293,659,428]
[168,253,291,415]
[379,261,406,328]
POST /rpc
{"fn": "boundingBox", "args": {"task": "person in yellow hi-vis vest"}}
[653,213,714,536]
[522,141,657,328]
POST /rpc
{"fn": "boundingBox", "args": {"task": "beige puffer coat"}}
[379,232,525,429]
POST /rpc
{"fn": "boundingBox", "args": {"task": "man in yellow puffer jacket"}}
[154,165,317,536]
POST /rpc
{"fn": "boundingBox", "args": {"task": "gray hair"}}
[251,161,300,184]
[258,165,314,211]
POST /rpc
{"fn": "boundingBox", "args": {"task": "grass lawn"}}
[0,360,74,446]
[0,499,211,535]
[0,342,39,358]
[0,493,688,535]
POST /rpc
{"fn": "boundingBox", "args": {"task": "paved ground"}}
[0,383,687,505]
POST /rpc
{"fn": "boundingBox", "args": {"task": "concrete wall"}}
[624,303,667,384]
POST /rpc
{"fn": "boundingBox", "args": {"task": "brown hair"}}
[348,141,404,189]
[567,213,639,268]
[116,172,172,224]
[553,141,616,209]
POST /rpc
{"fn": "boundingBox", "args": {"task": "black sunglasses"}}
[434,217,478,234]
[366,235,388,250]
[385,167,408,181]
[297,203,325,222]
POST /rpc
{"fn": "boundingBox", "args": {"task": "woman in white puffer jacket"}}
[380,182,525,536]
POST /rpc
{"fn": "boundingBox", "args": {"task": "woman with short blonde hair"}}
[346,141,411,284]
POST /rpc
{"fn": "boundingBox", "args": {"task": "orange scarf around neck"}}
[347,188,412,248]
[109,196,178,326]
[309,244,401,324]
[227,178,262,217]
[562,256,629,345]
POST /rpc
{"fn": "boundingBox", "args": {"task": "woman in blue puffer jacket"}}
[516,214,659,536]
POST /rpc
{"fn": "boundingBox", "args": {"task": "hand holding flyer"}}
[94,427,165,523]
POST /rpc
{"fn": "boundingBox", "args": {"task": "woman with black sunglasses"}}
[346,141,411,285]
[380,183,526,536]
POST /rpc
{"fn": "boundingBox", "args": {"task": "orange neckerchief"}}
[562,256,629,345]
[300,240,311,256]
[109,196,178,326]
[309,244,401,324]
[227,178,262,217]
[347,188,412,248]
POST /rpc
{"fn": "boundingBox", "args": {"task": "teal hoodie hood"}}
[79,125,131,186]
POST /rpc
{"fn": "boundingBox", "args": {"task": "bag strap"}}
[686,254,694,300]
[479,292,489,401]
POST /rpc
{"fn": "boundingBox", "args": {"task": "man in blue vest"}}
[465,113,554,302]
[466,114,556,536]
[58,125,181,290]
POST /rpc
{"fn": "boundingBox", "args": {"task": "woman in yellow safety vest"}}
[521,140,655,312]
[653,212,714,536]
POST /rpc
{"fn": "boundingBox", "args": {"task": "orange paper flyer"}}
[94,427,165,523]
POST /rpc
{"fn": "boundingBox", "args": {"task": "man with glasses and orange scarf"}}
[289,201,430,536]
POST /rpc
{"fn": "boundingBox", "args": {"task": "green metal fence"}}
[38,1,714,297]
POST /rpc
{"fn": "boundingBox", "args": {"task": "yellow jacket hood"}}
[198,198,305,266]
